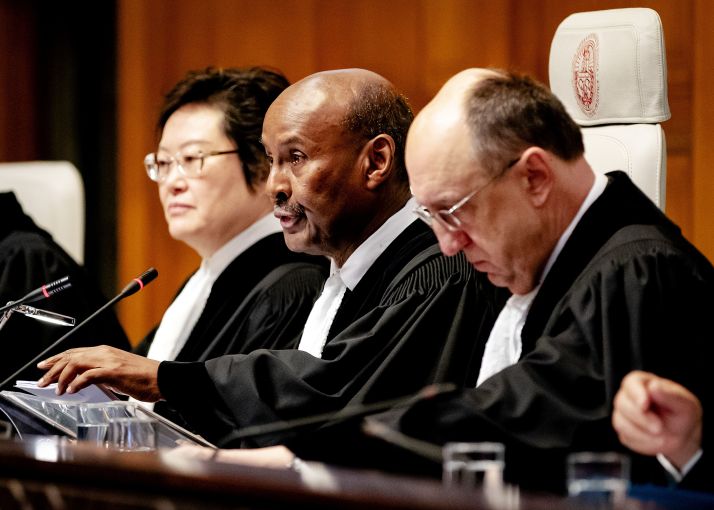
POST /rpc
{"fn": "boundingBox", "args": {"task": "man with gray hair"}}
[376,68,714,491]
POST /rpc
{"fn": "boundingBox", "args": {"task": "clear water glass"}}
[107,416,158,452]
[443,442,505,490]
[567,452,630,505]
[76,402,136,447]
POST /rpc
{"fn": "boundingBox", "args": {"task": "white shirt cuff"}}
[656,449,703,482]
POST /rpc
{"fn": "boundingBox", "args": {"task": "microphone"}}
[361,417,443,463]
[229,383,457,442]
[0,268,158,392]
[119,267,159,298]
[0,276,72,314]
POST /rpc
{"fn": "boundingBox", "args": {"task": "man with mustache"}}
[37,69,504,449]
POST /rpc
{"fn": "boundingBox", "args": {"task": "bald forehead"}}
[406,70,503,194]
[408,68,504,155]
[421,68,502,123]
[275,69,391,116]
[437,68,501,101]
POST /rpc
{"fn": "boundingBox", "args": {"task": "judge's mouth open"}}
[274,203,306,232]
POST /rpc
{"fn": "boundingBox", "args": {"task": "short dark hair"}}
[158,66,289,190]
[466,71,584,177]
[341,82,414,184]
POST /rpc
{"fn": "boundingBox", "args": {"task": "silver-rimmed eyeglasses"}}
[414,155,521,232]
[144,149,239,182]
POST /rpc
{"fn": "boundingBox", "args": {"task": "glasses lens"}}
[144,153,161,182]
[177,154,203,178]
[435,211,461,232]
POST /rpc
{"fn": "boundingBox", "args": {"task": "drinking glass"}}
[76,402,136,447]
[443,442,505,490]
[567,452,630,504]
[107,416,158,452]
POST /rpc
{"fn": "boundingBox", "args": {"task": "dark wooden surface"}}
[0,437,656,510]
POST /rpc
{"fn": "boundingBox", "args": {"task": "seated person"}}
[0,191,129,381]
[136,66,326,370]
[613,370,709,492]
[339,68,712,492]
[134,66,328,426]
[36,68,505,449]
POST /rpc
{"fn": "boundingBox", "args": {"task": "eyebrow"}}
[258,135,304,149]
[157,139,211,152]
[278,135,305,147]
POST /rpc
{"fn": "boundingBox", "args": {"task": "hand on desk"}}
[36,345,162,402]
[612,370,702,471]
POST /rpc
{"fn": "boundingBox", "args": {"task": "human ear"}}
[364,134,396,190]
[520,147,553,207]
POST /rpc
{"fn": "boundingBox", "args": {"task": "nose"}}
[435,226,471,256]
[266,162,291,204]
[162,162,187,193]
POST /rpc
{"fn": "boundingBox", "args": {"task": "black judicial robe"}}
[136,232,328,425]
[135,233,327,360]
[157,220,506,447]
[0,192,130,381]
[377,172,714,492]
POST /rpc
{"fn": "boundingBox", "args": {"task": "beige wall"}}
[116,0,714,343]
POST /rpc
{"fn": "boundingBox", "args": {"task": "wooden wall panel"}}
[116,0,713,343]
[693,0,714,259]
[117,0,167,344]
[417,0,512,102]
[314,0,421,100]
[0,2,38,161]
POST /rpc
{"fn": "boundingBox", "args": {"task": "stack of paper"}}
[14,381,117,403]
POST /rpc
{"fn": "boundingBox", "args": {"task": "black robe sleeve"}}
[159,252,503,448]
[381,225,714,492]
[679,451,710,492]
[153,261,326,429]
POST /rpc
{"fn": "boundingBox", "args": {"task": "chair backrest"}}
[549,8,670,209]
[0,161,85,264]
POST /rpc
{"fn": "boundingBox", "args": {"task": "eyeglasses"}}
[414,155,521,232]
[144,149,239,182]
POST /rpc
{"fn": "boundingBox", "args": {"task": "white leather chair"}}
[0,161,85,264]
[549,8,670,209]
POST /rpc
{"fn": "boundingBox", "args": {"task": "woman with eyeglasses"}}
[128,67,327,422]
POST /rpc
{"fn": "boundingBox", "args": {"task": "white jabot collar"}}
[476,170,608,387]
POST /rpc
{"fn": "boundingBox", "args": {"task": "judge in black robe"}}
[380,171,714,491]
[130,66,327,425]
[343,69,714,494]
[158,219,504,447]
[32,69,506,455]
[150,68,507,447]
[0,191,130,381]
